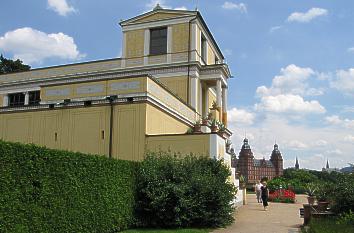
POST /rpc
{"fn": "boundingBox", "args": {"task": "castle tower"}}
[238,138,254,184]
[295,157,299,170]
[270,143,283,176]
[326,159,329,169]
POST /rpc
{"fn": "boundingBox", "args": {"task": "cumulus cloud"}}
[228,107,255,125]
[330,68,354,95]
[255,94,326,114]
[255,64,320,97]
[0,27,84,65]
[325,115,354,129]
[344,135,354,143]
[145,0,186,11]
[222,2,247,13]
[47,0,76,16]
[287,8,328,23]
[287,140,308,150]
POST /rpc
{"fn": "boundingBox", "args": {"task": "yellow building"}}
[0,6,238,186]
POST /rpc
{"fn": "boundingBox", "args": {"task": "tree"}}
[0,55,30,74]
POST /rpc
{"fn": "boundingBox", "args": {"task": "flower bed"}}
[269,189,296,203]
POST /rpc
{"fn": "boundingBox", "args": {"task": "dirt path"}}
[214,194,306,233]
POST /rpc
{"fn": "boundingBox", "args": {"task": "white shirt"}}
[255,183,263,191]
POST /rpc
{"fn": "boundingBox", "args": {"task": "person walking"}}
[255,180,263,203]
[261,181,269,211]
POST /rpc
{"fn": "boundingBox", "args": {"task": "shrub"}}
[269,189,295,203]
[330,174,354,214]
[135,152,237,228]
[0,140,137,233]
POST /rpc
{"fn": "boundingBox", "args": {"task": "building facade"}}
[233,138,283,185]
[0,6,239,184]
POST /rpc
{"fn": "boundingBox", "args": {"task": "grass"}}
[302,217,353,233]
[121,229,211,233]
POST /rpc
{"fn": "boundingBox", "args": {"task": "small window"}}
[201,34,207,63]
[150,27,167,55]
[29,91,41,105]
[8,92,25,107]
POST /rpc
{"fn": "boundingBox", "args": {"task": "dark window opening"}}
[150,27,167,55]
[201,34,207,63]
[29,91,41,105]
[8,92,25,107]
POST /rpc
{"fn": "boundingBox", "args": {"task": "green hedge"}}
[0,140,137,233]
[135,152,237,228]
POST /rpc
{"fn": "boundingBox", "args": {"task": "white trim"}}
[204,85,209,115]
[122,16,195,32]
[190,22,197,61]
[144,29,150,65]
[167,26,172,63]
[0,87,40,95]
[198,79,202,114]
[195,20,222,62]
[210,133,218,159]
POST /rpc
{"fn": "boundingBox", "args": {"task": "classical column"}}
[216,79,222,108]
[24,92,29,105]
[222,87,228,126]
[190,22,197,62]
[204,86,209,116]
[190,75,198,111]
[3,94,8,107]
[167,26,172,63]
[143,29,150,65]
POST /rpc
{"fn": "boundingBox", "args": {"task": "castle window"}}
[29,91,41,105]
[201,34,207,63]
[150,27,167,55]
[8,92,25,107]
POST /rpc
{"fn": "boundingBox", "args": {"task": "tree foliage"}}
[0,55,30,74]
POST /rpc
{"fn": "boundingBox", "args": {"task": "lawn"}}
[121,229,211,233]
[303,218,353,233]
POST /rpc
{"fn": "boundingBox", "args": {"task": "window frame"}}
[201,34,207,63]
[8,92,25,107]
[149,27,168,56]
[29,90,41,105]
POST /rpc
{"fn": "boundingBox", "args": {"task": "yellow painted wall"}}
[207,43,215,65]
[158,76,188,102]
[125,29,145,59]
[146,103,189,135]
[146,134,210,156]
[112,103,146,161]
[172,23,189,53]
[0,107,110,156]
[0,94,3,107]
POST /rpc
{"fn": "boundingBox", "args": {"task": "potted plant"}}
[207,112,213,120]
[211,101,218,110]
[193,120,202,133]
[316,183,331,211]
[186,127,194,134]
[202,116,209,126]
[305,183,317,205]
[218,122,227,137]
[210,119,218,133]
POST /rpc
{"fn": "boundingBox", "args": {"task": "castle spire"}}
[326,159,329,169]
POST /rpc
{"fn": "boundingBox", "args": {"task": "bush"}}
[0,140,137,233]
[330,174,354,214]
[269,189,295,203]
[135,152,237,228]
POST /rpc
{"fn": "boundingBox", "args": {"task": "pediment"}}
[120,9,196,26]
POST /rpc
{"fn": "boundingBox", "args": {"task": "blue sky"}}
[1,0,353,170]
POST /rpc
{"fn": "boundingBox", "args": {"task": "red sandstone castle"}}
[232,138,283,185]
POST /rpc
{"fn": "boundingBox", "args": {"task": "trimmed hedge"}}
[0,140,137,233]
[135,152,237,228]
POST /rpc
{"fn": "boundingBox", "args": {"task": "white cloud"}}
[330,68,354,95]
[256,64,316,97]
[255,94,326,114]
[222,2,247,13]
[347,47,354,53]
[174,6,187,10]
[287,8,328,23]
[145,0,186,11]
[344,135,354,143]
[0,27,84,65]
[327,149,343,155]
[269,26,282,33]
[325,115,354,129]
[286,140,308,150]
[313,140,328,147]
[47,0,76,16]
[228,107,255,125]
